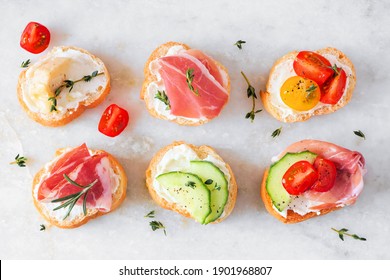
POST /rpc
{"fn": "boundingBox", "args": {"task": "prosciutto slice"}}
[37,144,114,212]
[278,140,366,210]
[158,50,228,119]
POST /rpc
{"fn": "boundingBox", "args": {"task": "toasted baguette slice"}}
[146,141,237,224]
[261,47,356,122]
[141,41,231,126]
[32,148,127,229]
[260,169,338,224]
[18,46,110,127]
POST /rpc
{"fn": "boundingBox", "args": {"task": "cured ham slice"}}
[279,140,366,210]
[37,144,114,212]
[158,50,228,119]
[37,143,90,200]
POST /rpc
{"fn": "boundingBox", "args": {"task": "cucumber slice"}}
[188,161,229,224]
[156,171,211,224]
[266,151,317,211]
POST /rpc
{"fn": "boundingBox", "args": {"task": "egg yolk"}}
[280,76,321,111]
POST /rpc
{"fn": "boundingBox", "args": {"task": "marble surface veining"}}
[0,0,389,259]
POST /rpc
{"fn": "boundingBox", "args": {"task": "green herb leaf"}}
[154,90,171,110]
[353,130,366,140]
[331,228,366,242]
[10,154,28,167]
[204,179,213,185]
[185,181,196,189]
[149,220,167,236]
[186,68,199,96]
[271,127,282,138]
[144,210,155,218]
[214,183,221,191]
[50,71,104,112]
[234,40,246,50]
[331,64,340,75]
[40,224,46,231]
[21,59,31,68]
[241,71,261,122]
[51,174,98,220]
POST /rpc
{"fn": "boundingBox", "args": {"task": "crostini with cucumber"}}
[261,140,366,223]
[145,141,237,224]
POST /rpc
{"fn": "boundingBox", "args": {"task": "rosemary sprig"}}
[185,181,196,189]
[40,224,46,231]
[331,228,366,241]
[271,127,282,138]
[234,40,246,50]
[353,130,366,140]
[21,59,31,68]
[10,154,28,167]
[144,210,155,218]
[241,71,262,122]
[154,90,170,110]
[49,70,104,112]
[150,221,167,236]
[51,174,98,220]
[186,68,199,96]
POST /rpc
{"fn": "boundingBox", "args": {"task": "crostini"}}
[261,48,356,122]
[146,141,237,224]
[260,140,366,223]
[141,42,231,126]
[18,46,110,126]
[32,143,127,229]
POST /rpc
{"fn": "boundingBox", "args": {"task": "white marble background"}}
[1,0,389,259]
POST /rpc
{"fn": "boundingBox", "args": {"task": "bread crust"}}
[260,168,342,224]
[145,141,237,224]
[32,148,127,229]
[141,42,231,126]
[17,46,111,127]
[261,47,356,122]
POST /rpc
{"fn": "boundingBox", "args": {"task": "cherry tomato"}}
[98,104,129,137]
[20,22,51,54]
[293,51,334,85]
[282,161,319,195]
[320,68,347,105]
[311,157,337,192]
[280,76,321,111]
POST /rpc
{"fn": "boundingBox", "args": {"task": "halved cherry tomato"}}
[20,22,50,54]
[320,68,347,105]
[282,161,319,195]
[311,157,337,192]
[98,104,129,137]
[280,76,321,111]
[293,51,334,86]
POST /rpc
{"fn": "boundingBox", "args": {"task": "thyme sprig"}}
[332,228,366,241]
[306,84,317,99]
[150,221,167,236]
[51,174,98,220]
[10,154,28,167]
[186,68,199,96]
[353,130,366,140]
[241,71,262,122]
[21,59,31,68]
[234,40,246,50]
[155,90,170,110]
[144,210,155,218]
[271,127,282,138]
[49,70,104,112]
